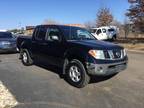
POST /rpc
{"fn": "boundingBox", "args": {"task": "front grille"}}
[104,49,123,60]
[103,50,110,59]
[113,50,122,59]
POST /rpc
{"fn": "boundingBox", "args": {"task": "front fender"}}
[63,48,88,74]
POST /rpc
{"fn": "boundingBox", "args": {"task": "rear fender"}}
[19,42,33,59]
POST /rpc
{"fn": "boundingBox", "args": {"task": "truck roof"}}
[36,24,83,29]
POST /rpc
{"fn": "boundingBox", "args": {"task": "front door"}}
[43,26,65,67]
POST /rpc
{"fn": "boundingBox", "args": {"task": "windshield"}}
[61,26,96,40]
[108,28,115,32]
[90,29,97,33]
[0,32,13,38]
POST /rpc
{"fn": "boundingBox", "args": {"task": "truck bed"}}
[17,36,32,50]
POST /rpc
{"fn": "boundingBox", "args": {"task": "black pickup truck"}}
[17,25,128,88]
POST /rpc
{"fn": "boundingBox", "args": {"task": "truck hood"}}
[68,40,123,50]
[0,38,16,42]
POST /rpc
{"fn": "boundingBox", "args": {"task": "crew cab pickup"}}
[17,25,128,88]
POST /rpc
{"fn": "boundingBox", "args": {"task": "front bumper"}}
[86,61,128,76]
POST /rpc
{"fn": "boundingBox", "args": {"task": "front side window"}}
[96,29,102,35]
[46,28,60,41]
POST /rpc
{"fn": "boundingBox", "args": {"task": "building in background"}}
[25,26,35,36]
[64,24,85,28]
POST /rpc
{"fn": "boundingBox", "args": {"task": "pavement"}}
[0,52,144,108]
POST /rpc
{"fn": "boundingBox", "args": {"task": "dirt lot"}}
[0,52,144,108]
[119,43,144,50]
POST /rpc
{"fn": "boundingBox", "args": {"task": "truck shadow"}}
[34,61,64,78]
[34,61,117,84]
[0,52,18,55]
[89,74,117,84]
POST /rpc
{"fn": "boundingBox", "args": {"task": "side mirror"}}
[51,35,59,41]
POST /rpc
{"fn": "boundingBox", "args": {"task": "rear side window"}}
[35,27,47,40]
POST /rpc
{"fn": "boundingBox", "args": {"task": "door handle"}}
[39,43,48,45]
[32,41,36,44]
[32,41,48,45]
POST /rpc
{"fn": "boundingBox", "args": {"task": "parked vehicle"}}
[90,26,118,41]
[0,32,18,53]
[17,25,128,88]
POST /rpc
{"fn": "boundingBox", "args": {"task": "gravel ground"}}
[0,81,18,108]
[119,43,144,50]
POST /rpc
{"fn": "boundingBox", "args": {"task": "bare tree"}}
[96,7,113,27]
[84,20,95,30]
[123,19,130,38]
[111,20,122,28]
[126,0,144,33]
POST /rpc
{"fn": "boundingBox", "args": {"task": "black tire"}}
[21,49,33,66]
[65,59,90,88]
[112,35,117,41]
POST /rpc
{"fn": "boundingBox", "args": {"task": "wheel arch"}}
[63,49,88,75]
[19,41,33,59]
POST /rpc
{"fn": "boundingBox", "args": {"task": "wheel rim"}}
[69,66,81,82]
[23,52,28,63]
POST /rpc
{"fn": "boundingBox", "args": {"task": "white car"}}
[90,26,118,41]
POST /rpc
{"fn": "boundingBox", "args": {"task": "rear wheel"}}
[65,59,90,88]
[21,49,33,66]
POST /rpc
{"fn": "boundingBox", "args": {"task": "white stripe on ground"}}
[0,81,18,108]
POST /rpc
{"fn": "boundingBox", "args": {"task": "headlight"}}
[88,50,105,59]
[0,41,11,45]
[123,49,127,57]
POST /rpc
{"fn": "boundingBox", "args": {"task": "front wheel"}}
[65,59,90,88]
[21,49,33,66]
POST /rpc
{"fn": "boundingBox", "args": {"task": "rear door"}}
[31,26,47,61]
